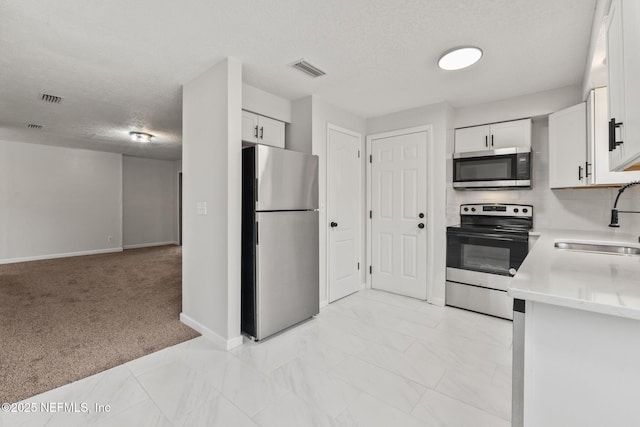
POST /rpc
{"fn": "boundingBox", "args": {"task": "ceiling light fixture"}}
[129,131,153,143]
[438,47,483,71]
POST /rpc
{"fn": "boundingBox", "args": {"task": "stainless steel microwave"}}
[453,147,531,189]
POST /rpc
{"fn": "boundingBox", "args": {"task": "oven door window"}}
[454,155,514,182]
[461,243,510,275]
[447,230,529,276]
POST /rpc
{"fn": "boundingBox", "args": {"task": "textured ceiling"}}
[0,0,597,160]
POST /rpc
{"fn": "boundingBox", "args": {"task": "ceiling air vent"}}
[27,123,43,129]
[40,93,64,104]
[291,59,326,78]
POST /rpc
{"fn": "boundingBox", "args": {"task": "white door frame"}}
[327,123,364,303]
[366,125,433,302]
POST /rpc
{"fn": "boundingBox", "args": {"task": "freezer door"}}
[255,210,319,340]
[255,145,319,211]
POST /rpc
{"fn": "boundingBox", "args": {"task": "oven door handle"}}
[447,230,529,243]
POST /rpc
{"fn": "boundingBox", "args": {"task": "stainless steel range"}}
[446,203,533,320]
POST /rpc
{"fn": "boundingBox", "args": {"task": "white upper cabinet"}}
[454,118,532,153]
[256,115,285,148]
[490,119,532,149]
[454,125,490,152]
[241,110,285,148]
[548,87,640,189]
[607,0,640,171]
[242,110,260,143]
[549,103,588,188]
[588,88,640,184]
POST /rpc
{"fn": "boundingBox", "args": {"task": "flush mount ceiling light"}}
[129,131,153,143]
[438,47,483,71]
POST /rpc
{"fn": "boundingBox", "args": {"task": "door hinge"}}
[369,266,372,274]
[369,210,372,219]
[357,262,360,270]
[369,154,372,163]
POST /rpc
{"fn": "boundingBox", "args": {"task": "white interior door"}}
[370,130,427,299]
[328,125,361,302]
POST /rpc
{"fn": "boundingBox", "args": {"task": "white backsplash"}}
[447,117,640,238]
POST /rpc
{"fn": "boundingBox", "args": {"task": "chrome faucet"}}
[609,180,640,227]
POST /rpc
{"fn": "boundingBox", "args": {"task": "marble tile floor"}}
[1,289,513,427]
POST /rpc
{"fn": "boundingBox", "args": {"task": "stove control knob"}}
[463,207,469,212]
[523,208,528,213]
[514,208,519,213]
[471,207,476,212]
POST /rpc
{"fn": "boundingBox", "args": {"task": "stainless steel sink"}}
[554,241,640,256]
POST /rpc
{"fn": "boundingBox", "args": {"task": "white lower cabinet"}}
[549,87,640,188]
[241,110,285,148]
[520,302,640,427]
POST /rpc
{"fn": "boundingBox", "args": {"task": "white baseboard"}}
[123,241,179,249]
[430,297,445,307]
[180,313,243,350]
[319,300,328,310]
[0,247,123,265]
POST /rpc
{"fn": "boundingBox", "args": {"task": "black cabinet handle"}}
[260,127,264,139]
[254,125,259,139]
[578,165,583,181]
[585,161,591,178]
[485,136,488,148]
[330,221,338,228]
[491,134,494,147]
[418,223,425,229]
[609,118,624,151]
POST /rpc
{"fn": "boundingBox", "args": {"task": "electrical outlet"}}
[108,236,113,243]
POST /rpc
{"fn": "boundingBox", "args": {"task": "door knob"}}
[330,221,338,228]
[418,223,425,229]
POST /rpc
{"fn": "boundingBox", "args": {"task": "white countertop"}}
[508,228,640,320]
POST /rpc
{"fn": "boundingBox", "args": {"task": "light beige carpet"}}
[0,245,199,403]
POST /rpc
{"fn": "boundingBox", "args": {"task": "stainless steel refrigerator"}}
[241,145,319,341]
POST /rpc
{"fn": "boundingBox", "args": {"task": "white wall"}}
[243,83,292,123]
[182,58,243,349]
[450,85,640,236]
[366,102,452,306]
[454,86,583,128]
[122,156,178,248]
[0,140,122,263]
[311,96,368,306]
[287,96,313,153]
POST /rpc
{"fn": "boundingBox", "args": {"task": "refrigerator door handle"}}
[255,178,259,202]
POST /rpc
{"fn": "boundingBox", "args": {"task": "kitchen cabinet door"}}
[242,111,259,144]
[454,125,490,153]
[257,115,285,148]
[549,103,588,188]
[454,119,532,153]
[607,0,640,171]
[588,87,640,184]
[241,111,285,148]
[489,119,532,150]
